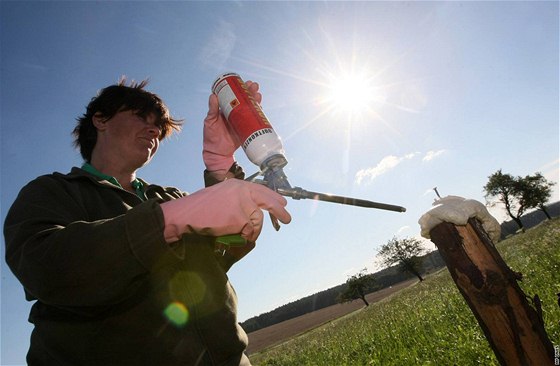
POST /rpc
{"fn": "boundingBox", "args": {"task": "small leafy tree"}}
[517,172,556,220]
[337,269,377,307]
[377,237,426,282]
[484,169,527,231]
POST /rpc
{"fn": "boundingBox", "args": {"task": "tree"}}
[377,237,426,282]
[484,169,527,231]
[337,269,377,307]
[484,169,557,230]
[517,172,556,220]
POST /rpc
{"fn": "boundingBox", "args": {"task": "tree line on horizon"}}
[241,251,446,333]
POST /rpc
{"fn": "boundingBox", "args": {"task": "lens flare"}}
[164,301,189,327]
[169,271,206,305]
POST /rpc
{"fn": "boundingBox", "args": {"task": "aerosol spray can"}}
[211,73,406,242]
[211,73,288,175]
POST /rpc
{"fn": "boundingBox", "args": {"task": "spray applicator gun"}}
[212,73,406,244]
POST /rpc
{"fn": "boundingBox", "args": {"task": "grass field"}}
[249,218,560,365]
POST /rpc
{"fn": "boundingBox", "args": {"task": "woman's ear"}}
[92,112,108,130]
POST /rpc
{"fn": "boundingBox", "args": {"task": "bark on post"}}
[429,218,554,366]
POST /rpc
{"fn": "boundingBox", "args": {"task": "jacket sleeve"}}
[3,176,182,309]
[203,162,245,187]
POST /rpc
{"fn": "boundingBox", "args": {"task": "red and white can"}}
[212,73,287,169]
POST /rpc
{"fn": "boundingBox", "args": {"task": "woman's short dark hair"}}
[73,78,183,162]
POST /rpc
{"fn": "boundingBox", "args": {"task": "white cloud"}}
[198,21,236,70]
[397,225,410,235]
[422,149,446,162]
[21,62,48,71]
[355,149,446,185]
[355,153,418,184]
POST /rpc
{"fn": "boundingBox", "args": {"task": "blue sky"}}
[1,1,558,364]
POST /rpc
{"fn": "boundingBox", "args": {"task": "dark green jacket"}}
[4,167,250,365]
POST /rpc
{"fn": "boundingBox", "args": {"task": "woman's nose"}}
[146,124,161,139]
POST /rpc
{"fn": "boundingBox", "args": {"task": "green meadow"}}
[250,218,560,365]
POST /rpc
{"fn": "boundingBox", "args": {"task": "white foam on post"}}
[418,195,501,244]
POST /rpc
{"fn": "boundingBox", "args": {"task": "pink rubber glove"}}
[203,81,262,172]
[160,178,291,243]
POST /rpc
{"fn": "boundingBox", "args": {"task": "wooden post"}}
[429,217,554,366]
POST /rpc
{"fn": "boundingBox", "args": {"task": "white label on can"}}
[244,129,284,166]
[214,81,238,121]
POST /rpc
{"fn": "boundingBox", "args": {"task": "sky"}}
[1,1,558,364]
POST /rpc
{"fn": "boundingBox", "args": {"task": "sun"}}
[321,70,387,118]
[281,66,391,141]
